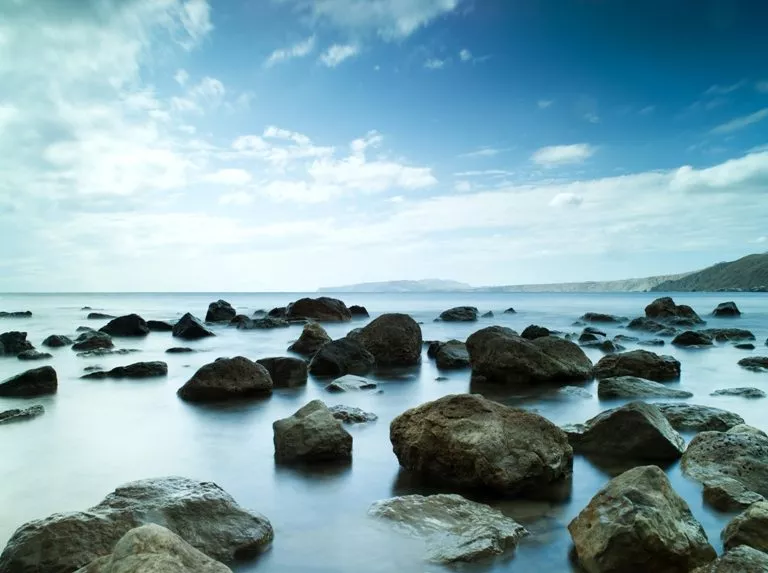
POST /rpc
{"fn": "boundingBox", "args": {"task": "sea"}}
[0,291,767,572]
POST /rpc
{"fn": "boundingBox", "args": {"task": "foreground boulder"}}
[466,327,592,386]
[286,297,351,322]
[723,501,768,554]
[672,330,714,347]
[82,361,168,380]
[434,340,470,370]
[437,306,478,322]
[368,494,527,564]
[273,400,352,463]
[594,349,680,381]
[580,312,627,323]
[177,357,272,401]
[568,465,715,573]
[657,403,745,432]
[350,313,422,367]
[565,401,685,461]
[0,366,57,397]
[0,331,34,356]
[0,476,274,573]
[691,546,768,573]
[172,313,214,340]
[390,393,572,493]
[308,338,375,377]
[712,301,741,317]
[74,523,231,573]
[42,334,72,348]
[329,405,377,424]
[287,322,331,356]
[645,296,705,324]
[205,299,236,323]
[99,314,150,337]
[597,376,693,399]
[0,405,44,425]
[256,357,307,388]
[146,320,173,332]
[739,357,768,372]
[72,331,114,351]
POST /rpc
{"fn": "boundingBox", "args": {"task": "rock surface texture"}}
[273,400,352,463]
[177,357,272,401]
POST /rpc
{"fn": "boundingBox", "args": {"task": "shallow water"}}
[0,291,767,572]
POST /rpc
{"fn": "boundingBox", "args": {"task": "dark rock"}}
[645,297,705,324]
[503,307,516,314]
[81,361,168,380]
[273,400,352,463]
[639,338,665,347]
[83,366,103,372]
[72,330,114,351]
[594,349,681,381]
[76,326,94,332]
[579,312,627,323]
[438,306,479,322]
[205,299,236,323]
[672,330,714,347]
[703,479,766,512]
[172,313,214,340]
[308,338,375,377]
[256,357,308,388]
[0,405,45,425]
[42,334,72,348]
[0,311,32,318]
[738,357,768,372]
[713,301,741,317]
[627,316,673,334]
[481,310,494,318]
[435,341,470,370]
[598,376,693,399]
[324,374,377,392]
[177,356,272,401]
[614,334,640,343]
[578,331,601,344]
[0,476,273,572]
[711,387,766,398]
[349,305,369,318]
[584,326,607,336]
[146,320,173,332]
[736,343,756,350]
[80,306,92,310]
[286,297,351,322]
[329,405,377,424]
[288,322,332,356]
[229,314,252,328]
[87,312,115,320]
[521,325,551,340]
[700,328,755,342]
[238,316,290,329]
[350,313,422,367]
[0,331,34,356]
[17,350,52,361]
[0,366,57,397]
[581,340,625,353]
[466,327,592,386]
[252,309,267,317]
[656,403,744,432]
[165,347,194,354]
[390,393,572,493]
[722,501,768,554]
[76,348,139,358]
[691,546,768,573]
[268,306,287,319]
[435,376,448,381]
[99,314,149,337]
[426,340,441,359]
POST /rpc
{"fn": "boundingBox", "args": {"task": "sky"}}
[1,0,768,292]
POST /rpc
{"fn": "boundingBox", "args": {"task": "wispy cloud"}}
[459,147,506,159]
[711,108,768,134]
[584,112,600,124]
[459,48,472,62]
[538,99,553,109]
[549,192,583,208]
[531,144,595,167]
[757,81,768,94]
[320,43,359,67]
[454,169,515,177]
[705,80,746,95]
[264,36,315,67]
[424,58,448,70]
[174,69,189,86]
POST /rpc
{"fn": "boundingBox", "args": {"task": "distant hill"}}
[318,279,473,293]
[651,253,768,292]
[477,274,689,293]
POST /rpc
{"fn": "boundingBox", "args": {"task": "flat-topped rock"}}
[286,297,351,322]
[238,317,290,329]
[99,314,149,337]
[701,328,755,342]
[256,357,308,388]
[329,405,377,424]
[166,347,194,354]
[437,306,479,322]
[598,376,693,399]
[580,312,627,323]
[0,366,57,397]
[205,299,236,323]
[0,311,32,318]
[0,405,45,425]
[178,357,272,401]
[308,338,375,377]
[325,374,377,392]
[87,312,115,320]
[172,313,214,340]
[711,387,766,398]
[656,403,744,432]
[739,357,768,372]
[82,361,168,380]
[72,330,114,351]
[17,350,52,361]
[273,400,352,463]
[594,349,681,381]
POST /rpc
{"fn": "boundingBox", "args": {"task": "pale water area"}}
[1,291,767,572]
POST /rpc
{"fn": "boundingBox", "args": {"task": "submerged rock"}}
[239,317,290,329]
[368,494,527,564]
[325,374,377,392]
[738,357,768,372]
[350,313,422,367]
[580,312,627,323]
[286,297,351,322]
[146,320,173,332]
[329,405,377,424]
[72,330,114,351]
[308,338,375,377]
[81,361,168,380]
[645,296,705,324]
[712,301,741,317]
[99,314,150,337]
[288,322,332,356]
[0,405,44,425]
[0,331,34,356]
[638,338,666,347]
[177,357,272,401]
[256,357,308,388]
[273,400,352,463]
[723,501,768,554]
[434,340,470,370]
[0,476,274,573]
[594,349,681,381]
[691,546,768,573]
[87,312,115,320]
[17,350,52,361]
[481,310,494,318]
[41,334,72,348]
[437,306,479,322]
[736,343,756,350]
[0,366,57,397]
[503,307,516,314]
[520,324,551,340]
[597,376,693,399]
[568,465,715,573]
[166,347,194,354]
[172,313,214,340]
[76,349,139,358]
[701,328,755,342]
[390,393,572,493]
[205,299,236,323]
[0,311,32,318]
[711,387,766,398]
[656,403,744,432]
[672,330,714,347]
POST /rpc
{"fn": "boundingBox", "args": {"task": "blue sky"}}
[1,0,767,291]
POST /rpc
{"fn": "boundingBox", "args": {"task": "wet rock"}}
[639,338,666,347]
[390,393,572,493]
[656,403,744,432]
[205,299,236,323]
[268,307,286,319]
[81,307,92,311]
[146,320,173,332]
[701,328,755,342]
[703,478,766,512]
[72,330,114,351]
[580,312,627,323]
[0,331,34,356]
[556,386,592,399]
[729,424,768,438]
[308,338,375,377]
[349,305,369,318]
[672,330,714,347]
[256,357,307,388]
[76,349,139,358]
[565,401,685,461]
[273,400,352,463]
[645,296,705,324]
[614,334,640,343]
[711,387,766,398]
[87,312,115,320]
[239,317,290,329]
[324,374,377,392]
[568,465,715,573]
[598,376,693,399]
[17,350,52,361]
[76,326,95,333]
[578,331,601,344]
[252,309,266,318]
[100,314,150,337]
[583,326,607,336]
[581,340,625,353]
[481,311,494,318]
[286,297,351,322]
[74,523,231,573]
[438,306,479,322]
[288,322,332,356]
[0,310,32,318]
[435,341,470,370]
[0,476,274,573]
[172,313,214,340]
[594,349,681,381]
[627,316,675,334]
[739,357,768,372]
[736,343,756,350]
[229,314,252,328]
[81,361,168,380]
[521,324,551,340]
[177,357,272,402]
[0,405,45,425]
[368,494,528,564]
[691,546,768,573]
[466,327,592,386]
[723,501,768,554]
[0,366,57,397]
[712,301,741,317]
[329,405,377,424]
[42,334,72,348]
[165,347,194,354]
[350,313,422,367]
[503,307,516,314]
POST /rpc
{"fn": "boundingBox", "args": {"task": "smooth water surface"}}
[1,292,767,571]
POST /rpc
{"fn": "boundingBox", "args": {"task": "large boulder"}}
[580,312,627,324]
[656,403,744,432]
[350,313,422,367]
[437,307,478,322]
[99,314,150,337]
[81,362,168,380]
[0,405,45,425]
[434,340,470,370]
[285,297,351,322]
[723,501,768,553]
[72,331,114,351]
[645,297,705,324]
[0,366,57,397]
[172,313,214,340]
[177,357,272,401]
[205,299,236,323]
[691,546,768,573]
[712,302,741,317]
[390,393,572,493]
[368,494,527,564]
[0,476,273,573]
[74,523,231,573]
[568,465,716,573]
[594,349,681,381]
[287,322,331,356]
[42,334,72,348]
[256,357,307,388]
[564,402,685,461]
[273,400,352,463]
[520,325,551,340]
[0,331,34,356]
[597,376,693,399]
[700,328,755,342]
[673,330,714,347]
[466,327,592,385]
[308,338,375,377]
[739,357,768,372]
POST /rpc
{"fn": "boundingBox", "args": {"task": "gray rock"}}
[627,316,672,333]
[308,338,375,377]
[177,357,272,401]
[614,334,640,343]
[0,311,32,318]
[598,376,693,399]
[42,334,72,348]
[329,405,377,424]
[711,387,766,398]
[273,400,352,463]
[578,331,602,344]
[656,403,744,432]
[0,405,45,425]
[712,301,741,317]
[701,328,755,342]
[368,494,527,564]
[76,349,139,358]
[0,366,57,397]
[723,501,768,554]
[569,465,715,573]
[520,324,551,340]
[229,314,252,328]
[325,374,376,392]
[349,305,369,318]
[435,340,470,370]
[350,313,422,367]
[736,343,756,350]
[594,349,681,381]
[503,307,516,314]
[0,331,34,356]
[639,338,666,347]
[146,320,173,332]
[739,357,768,372]
[0,476,273,573]
[390,393,572,493]
[256,357,307,388]
[438,306,478,322]
[81,361,168,380]
[645,297,705,324]
[581,340,625,353]
[99,314,150,337]
[165,347,194,354]
[728,424,768,438]
[481,310,493,318]
[580,312,627,323]
[286,297,351,322]
[87,312,115,320]
[172,313,214,340]
[672,330,714,347]
[205,299,236,323]
[691,546,768,573]
[703,477,766,512]
[17,350,52,361]
[237,317,289,330]
[72,331,114,351]
[288,322,332,356]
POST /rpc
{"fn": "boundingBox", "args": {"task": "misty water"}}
[1,291,767,572]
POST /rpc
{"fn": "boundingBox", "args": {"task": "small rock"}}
[435,376,448,381]
[172,312,215,340]
[239,317,290,329]
[146,320,173,332]
[521,325,551,340]
[17,350,52,361]
[81,361,168,380]
[325,374,377,392]
[712,301,741,317]
[614,334,639,343]
[598,376,693,399]
[594,349,681,381]
[288,322,332,356]
[503,307,516,314]
[584,326,607,336]
[166,347,194,354]
[437,306,479,322]
[736,343,756,350]
[481,310,494,318]
[711,387,766,398]
[72,330,114,351]
[42,334,72,348]
[329,405,377,424]
[273,400,352,463]
[76,348,139,358]
[701,328,755,342]
[205,299,236,323]
[627,316,673,334]
[256,357,308,388]
[739,357,768,372]
[308,338,375,377]
[252,309,267,317]
[691,546,768,573]
[0,405,45,425]
[581,340,625,353]
[87,312,115,319]
[580,312,627,323]
[639,338,666,346]
[0,366,57,397]
[76,326,94,332]
[99,314,149,337]
[672,330,714,347]
[349,305,369,318]
[656,403,744,432]
[177,357,272,402]
[80,306,92,310]
[723,501,768,554]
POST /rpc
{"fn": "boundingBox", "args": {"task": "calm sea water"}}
[1,291,767,572]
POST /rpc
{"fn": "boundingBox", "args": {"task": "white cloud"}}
[670,151,768,192]
[231,127,334,168]
[754,236,767,244]
[459,48,471,62]
[189,76,225,106]
[460,147,504,158]
[204,168,252,185]
[531,144,596,167]
[424,58,447,70]
[538,99,553,109]
[549,192,583,207]
[711,108,768,134]
[454,169,515,177]
[264,36,315,67]
[174,69,189,85]
[320,43,359,67]
[705,80,746,96]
